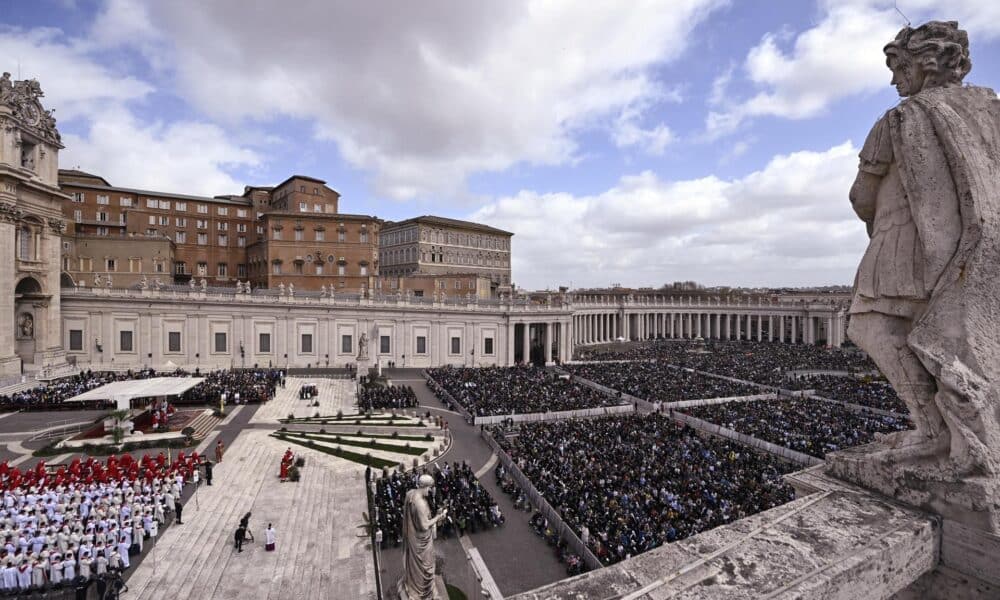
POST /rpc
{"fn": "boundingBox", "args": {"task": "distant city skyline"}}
[3,0,999,289]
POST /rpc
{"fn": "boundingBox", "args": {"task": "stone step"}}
[269,445,329,598]
[176,437,274,599]
[131,435,272,599]
[251,377,356,424]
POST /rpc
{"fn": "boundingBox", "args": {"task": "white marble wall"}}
[60,289,574,370]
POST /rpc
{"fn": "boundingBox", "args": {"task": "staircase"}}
[185,410,222,440]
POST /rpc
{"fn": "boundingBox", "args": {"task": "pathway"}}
[125,429,375,600]
[250,377,356,423]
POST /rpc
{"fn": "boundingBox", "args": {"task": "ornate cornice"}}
[0,201,21,224]
[0,74,62,146]
[47,217,66,234]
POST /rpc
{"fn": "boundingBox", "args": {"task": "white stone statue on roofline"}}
[829,20,1000,533]
[397,474,447,600]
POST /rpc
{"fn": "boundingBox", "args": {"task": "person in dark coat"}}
[204,460,214,486]
[235,524,246,552]
[175,500,183,524]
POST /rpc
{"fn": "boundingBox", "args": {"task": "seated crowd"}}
[373,462,503,548]
[0,451,199,593]
[799,375,908,415]
[358,385,419,411]
[427,366,623,417]
[683,398,911,459]
[494,414,795,565]
[575,340,876,389]
[0,369,156,411]
[0,368,282,412]
[565,362,760,403]
[177,368,281,405]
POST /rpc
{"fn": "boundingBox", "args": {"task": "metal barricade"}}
[481,429,603,571]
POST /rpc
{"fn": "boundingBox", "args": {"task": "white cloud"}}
[611,104,675,156]
[106,0,726,199]
[62,110,260,196]
[472,141,866,289]
[0,21,261,196]
[707,0,1000,137]
[0,25,152,121]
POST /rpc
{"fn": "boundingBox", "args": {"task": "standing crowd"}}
[373,462,503,549]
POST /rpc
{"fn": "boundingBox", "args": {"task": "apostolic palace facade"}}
[0,75,847,379]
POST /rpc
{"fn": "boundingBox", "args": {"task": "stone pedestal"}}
[826,442,1000,534]
[826,443,1000,599]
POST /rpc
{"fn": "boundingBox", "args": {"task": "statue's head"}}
[416,473,434,496]
[884,21,971,97]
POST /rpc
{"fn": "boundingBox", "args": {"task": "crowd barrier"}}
[669,410,823,467]
[481,430,603,571]
[473,404,633,425]
[565,374,655,412]
[421,371,475,423]
[807,394,909,420]
[363,474,385,600]
[662,393,776,410]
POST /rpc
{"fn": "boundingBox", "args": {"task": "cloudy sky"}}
[3,0,999,289]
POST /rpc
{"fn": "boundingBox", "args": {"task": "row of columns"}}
[509,320,572,365]
[573,312,845,347]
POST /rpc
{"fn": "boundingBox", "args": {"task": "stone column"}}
[723,314,729,340]
[768,315,774,342]
[826,316,833,347]
[695,313,701,338]
[757,315,763,342]
[522,323,531,364]
[507,323,516,366]
[0,213,18,376]
[544,321,555,365]
[791,316,798,344]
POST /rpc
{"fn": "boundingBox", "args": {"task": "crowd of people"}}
[565,362,760,403]
[177,369,282,406]
[494,414,795,565]
[682,398,911,458]
[801,376,908,414]
[0,451,199,595]
[0,369,157,411]
[358,385,419,411]
[372,462,503,547]
[574,340,876,388]
[427,366,623,417]
[0,368,283,412]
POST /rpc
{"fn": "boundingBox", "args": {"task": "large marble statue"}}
[397,474,447,600]
[357,332,369,361]
[836,20,1000,532]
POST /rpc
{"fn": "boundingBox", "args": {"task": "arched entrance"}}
[60,272,76,288]
[14,276,45,368]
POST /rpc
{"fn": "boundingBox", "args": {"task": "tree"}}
[108,409,131,445]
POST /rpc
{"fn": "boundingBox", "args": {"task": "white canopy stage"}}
[67,377,205,411]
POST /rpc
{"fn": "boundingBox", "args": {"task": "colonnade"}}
[572,310,846,347]
[507,320,572,365]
